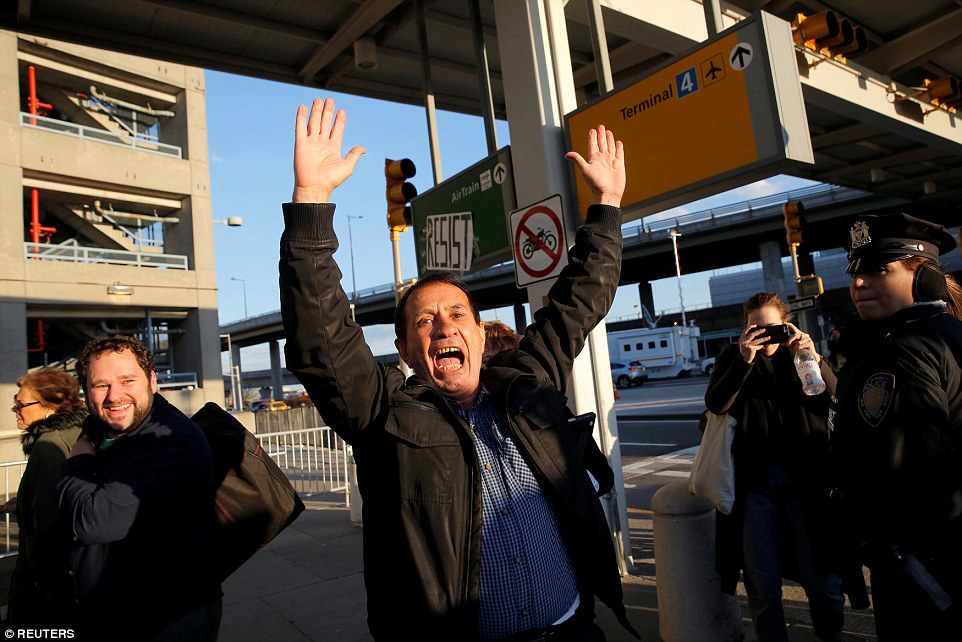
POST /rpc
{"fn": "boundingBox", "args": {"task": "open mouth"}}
[434,346,465,372]
[105,403,132,413]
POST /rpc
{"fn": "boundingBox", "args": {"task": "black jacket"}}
[705,343,834,492]
[830,303,962,567]
[280,201,635,641]
[7,410,84,628]
[57,394,221,641]
[705,343,839,595]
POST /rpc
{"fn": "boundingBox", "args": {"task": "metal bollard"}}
[652,480,743,642]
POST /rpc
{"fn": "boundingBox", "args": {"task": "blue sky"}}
[206,70,813,370]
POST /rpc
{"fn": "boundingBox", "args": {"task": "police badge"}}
[858,373,895,427]
[850,220,871,250]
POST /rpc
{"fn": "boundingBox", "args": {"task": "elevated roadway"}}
[220,181,935,350]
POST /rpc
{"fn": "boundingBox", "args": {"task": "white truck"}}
[607,325,701,379]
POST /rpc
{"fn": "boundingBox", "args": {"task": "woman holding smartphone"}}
[705,291,846,642]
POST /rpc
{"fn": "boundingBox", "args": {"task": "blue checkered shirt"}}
[457,389,579,641]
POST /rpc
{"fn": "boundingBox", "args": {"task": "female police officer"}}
[829,212,962,639]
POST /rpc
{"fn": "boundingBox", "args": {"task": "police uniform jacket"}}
[830,302,962,564]
[279,202,635,641]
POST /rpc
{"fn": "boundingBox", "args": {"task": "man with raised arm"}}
[279,97,637,641]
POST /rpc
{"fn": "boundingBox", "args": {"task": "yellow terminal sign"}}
[565,12,812,220]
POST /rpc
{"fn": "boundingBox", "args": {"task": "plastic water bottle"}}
[794,348,826,396]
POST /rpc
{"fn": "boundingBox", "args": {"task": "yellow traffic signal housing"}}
[385,158,417,232]
[798,274,824,297]
[925,77,962,109]
[792,11,867,59]
[783,201,804,246]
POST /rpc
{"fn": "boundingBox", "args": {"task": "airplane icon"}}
[705,61,722,81]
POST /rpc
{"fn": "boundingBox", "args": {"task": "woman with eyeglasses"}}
[4,368,86,629]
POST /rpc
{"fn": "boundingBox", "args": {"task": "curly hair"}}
[16,367,84,413]
[75,335,155,389]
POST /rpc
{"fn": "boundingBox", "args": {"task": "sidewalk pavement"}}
[220,492,880,641]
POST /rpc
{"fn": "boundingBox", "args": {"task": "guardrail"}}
[625,183,868,238]
[157,372,198,390]
[255,427,351,505]
[1,460,27,558]
[326,185,873,305]
[23,242,189,270]
[20,112,183,158]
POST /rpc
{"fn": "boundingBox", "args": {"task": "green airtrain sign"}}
[410,146,516,276]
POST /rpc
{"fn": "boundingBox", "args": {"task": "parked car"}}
[251,400,289,412]
[611,361,648,388]
[284,393,314,408]
[701,357,716,376]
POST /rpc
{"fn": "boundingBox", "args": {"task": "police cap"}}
[844,212,957,275]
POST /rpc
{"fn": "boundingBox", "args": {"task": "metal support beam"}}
[470,0,499,153]
[585,0,613,94]
[416,0,443,185]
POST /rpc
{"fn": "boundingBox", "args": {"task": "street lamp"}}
[213,217,243,226]
[347,215,363,305]
[231,277,248,318]
[669,229,687,327]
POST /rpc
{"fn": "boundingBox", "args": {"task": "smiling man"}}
[58,336,222,641]
[280,98,637,641]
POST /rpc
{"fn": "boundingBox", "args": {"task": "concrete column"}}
[231,341,244,408]
[652,481,743,642]
[759,239,787,297]
[0,301,28,434]
[0,32,27,436]
[492,0,631,574]
[269,340,284,402]
[513,301,527,334]
[638,282,655,320]
[174,307,223,403]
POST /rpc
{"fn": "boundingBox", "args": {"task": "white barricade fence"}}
[253,404,351,505]
[254,426,352,505]
[1,460,27,558]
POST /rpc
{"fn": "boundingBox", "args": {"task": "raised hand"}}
[564,125,626,207]
[292,97,366,203]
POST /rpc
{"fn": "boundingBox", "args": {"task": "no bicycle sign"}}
[510,195,567,288]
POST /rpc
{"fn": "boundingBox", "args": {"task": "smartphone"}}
[757,324,792,344]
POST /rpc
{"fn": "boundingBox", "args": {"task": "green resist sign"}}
[411,147,516,275]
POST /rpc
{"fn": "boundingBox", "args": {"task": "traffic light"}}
[385,158,417,232]
[784,201,804,246]
[925,77,962,110]
[798,274,825,297]
[792,11,867,59]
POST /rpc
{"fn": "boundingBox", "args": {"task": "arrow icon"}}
[729,44,752,70]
